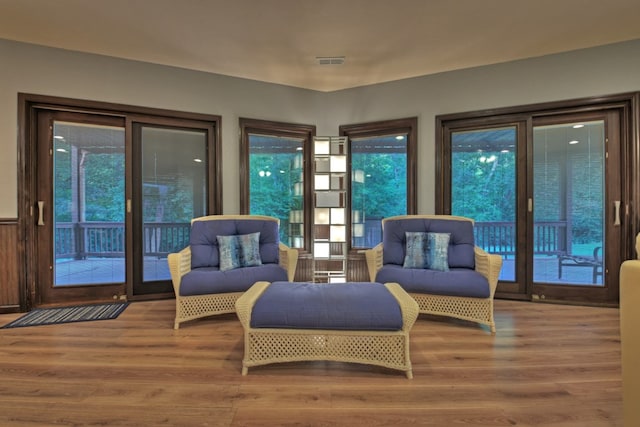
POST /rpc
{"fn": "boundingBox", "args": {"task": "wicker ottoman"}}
[235,281,419,378]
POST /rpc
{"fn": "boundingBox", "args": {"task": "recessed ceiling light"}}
[395,135,404,140]
[569,140,579,145]
[573,124,584,129]
[193,158,202,163]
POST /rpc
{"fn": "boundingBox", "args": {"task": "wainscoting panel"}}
[0,221,20,312]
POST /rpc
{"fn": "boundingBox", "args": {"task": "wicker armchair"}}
[363,215,502,333]
[168,215,298,329]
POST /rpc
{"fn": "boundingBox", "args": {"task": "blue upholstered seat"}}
[250,281,403,331]
[167,215,298,329]
[363,215,503,333]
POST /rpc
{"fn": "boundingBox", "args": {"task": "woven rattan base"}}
[235,281,419,378]
[174,292,243,329]
[410,293,495,333]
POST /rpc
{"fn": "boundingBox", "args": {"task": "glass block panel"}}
[330,225,346,242]
[331,208,345,224]
[331,139,346,154]
[330,175,345,190]
[315,138,330,155]
[330,155,347,172]
[316,191,342,207]
[315,157,330,172]
[315,208,330,224]
[315,174,330,190]
[314,242,330,258]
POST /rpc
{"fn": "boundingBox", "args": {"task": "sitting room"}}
[0,1,639,426]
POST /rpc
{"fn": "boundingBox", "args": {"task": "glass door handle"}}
[614,200,621,226]
[37,201,45,226]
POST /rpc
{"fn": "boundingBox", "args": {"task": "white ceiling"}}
[2,0,640,92]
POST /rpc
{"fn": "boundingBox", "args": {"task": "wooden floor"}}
[0,299,621,426]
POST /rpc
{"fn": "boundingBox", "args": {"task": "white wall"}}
[1,38,639,216]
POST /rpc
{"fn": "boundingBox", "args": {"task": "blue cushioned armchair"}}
[167,215,298,329]
[363,215,502,333]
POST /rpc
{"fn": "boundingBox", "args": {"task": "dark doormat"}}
[1,302,129,328]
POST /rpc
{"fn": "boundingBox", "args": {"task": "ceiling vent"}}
[316,56,345,65]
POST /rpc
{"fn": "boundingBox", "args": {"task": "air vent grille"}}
[316,56,345,65]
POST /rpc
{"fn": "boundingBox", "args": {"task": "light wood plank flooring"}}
[0,299,621,426]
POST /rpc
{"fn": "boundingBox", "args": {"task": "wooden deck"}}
[54,256,602,287]
[55,257,170,286]
[0,298,622,426]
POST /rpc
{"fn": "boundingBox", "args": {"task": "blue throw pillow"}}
[403,232,429,268]
[216,232,262,272]
[403,231,450,271]
[427,232,450,271]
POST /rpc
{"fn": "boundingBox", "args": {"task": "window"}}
[340,117,417,249]
[240,118,315,250]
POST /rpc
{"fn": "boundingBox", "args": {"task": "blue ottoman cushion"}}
[250,282,403,331]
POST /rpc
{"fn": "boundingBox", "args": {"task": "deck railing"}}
[55,220,569,260]
[352,219,567,256]
[474,220,567,256]
[55,222,191,259]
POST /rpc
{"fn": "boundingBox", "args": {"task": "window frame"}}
[435,93,638,304]
[340,117,418,250]
[239,118,315,252]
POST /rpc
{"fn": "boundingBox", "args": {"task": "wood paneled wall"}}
[0,221,20,313]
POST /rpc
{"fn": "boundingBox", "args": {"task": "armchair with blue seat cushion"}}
[168,215,298,329]
[363,215,502,333]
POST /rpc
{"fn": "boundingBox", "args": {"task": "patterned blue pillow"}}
[403,231,450,271]
[427,232,451,271]
[403,232,429,268]
[216,232,262,272]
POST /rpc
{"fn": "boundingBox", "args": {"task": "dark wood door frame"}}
[17,93,222,310]
[435,92,639,305]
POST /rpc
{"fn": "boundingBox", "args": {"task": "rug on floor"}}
[1,302,129,328]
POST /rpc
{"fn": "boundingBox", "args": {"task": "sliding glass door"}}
[36,111,127,304]
[439,104,625,305]
[530,111,621,303]
[27,96,221,307]
[132,122,213,296]
[532,119,605,286]
[449,123,527,296]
